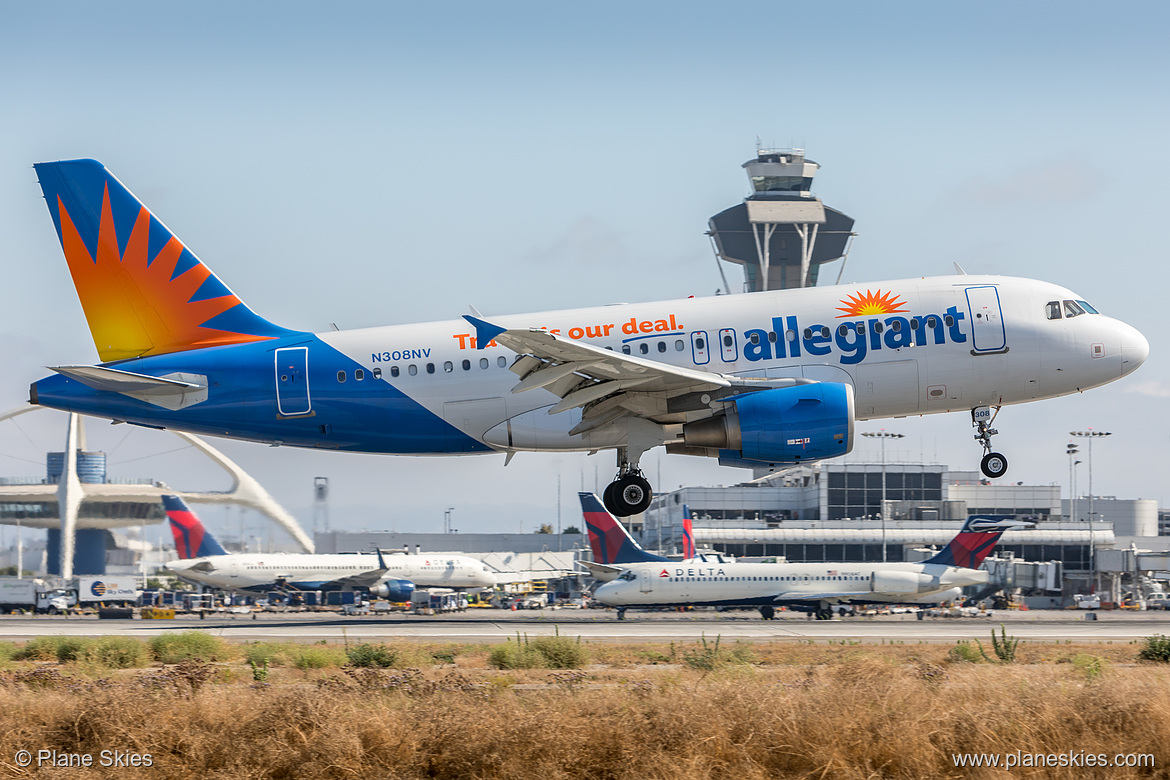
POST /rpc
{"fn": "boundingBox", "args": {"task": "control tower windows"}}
[750,175,815,193]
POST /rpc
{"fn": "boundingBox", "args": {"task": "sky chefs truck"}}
[0,578,77,614]
[73,576,139,607]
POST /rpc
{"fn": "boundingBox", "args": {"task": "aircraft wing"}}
[771,590,873,602]
[464,316,809,432]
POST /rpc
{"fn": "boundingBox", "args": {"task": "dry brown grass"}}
[0,640,1166,778]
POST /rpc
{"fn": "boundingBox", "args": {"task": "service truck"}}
[0,578,77,614]
[73,576,140,606]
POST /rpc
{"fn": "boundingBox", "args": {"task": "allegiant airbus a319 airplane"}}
[27,160,1149,517]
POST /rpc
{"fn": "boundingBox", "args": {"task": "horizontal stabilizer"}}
[49,365,208,411]
[578,559,625,581]
[51,365,204,394]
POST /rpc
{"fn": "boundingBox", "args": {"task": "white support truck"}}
[0,578,77,614]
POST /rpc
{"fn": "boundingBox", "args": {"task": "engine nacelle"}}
[683,383,854,466]
[367,578,415,601]
[870,570,933,595]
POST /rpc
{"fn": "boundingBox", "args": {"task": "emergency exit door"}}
[275,347,312,416]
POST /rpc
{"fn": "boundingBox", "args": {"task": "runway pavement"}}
[2,608,1168,643]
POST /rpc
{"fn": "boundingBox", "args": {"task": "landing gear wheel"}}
[759,605,775,621]
[602,481,620,515]
[980,452,1008,479]
[604,474,653,517]
[616,607,626,621]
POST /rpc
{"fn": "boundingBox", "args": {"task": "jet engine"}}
[367,578,415,601]
[682,383,854,467]
[870,570,934,594]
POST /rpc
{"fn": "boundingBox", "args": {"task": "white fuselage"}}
[318,274,1147,453]
[169,552,496,592]
[592,559,987,608]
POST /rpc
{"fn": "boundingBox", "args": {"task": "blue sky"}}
[0,2,1166,542]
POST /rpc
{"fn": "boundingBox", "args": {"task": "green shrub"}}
[149,631,229,663]
[946,640,984,664]
[18,636,62,661]
[1072,653,1106,681]
[53,637,96,663]
[0,640,18,662]
[346,643,399,668]
[86,636,151,668]
[488,641,544,670]
[530,634,589,670]
[1138,634,1170,663]
[487,632,589,671]
[290,646,345,670]
[244,642,289,668]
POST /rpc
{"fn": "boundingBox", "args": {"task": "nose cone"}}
[1120,322,1150,377]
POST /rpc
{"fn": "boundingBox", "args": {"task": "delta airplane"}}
[579,492,1028,619]
[164,495,496,595]
[27,160,1149,518]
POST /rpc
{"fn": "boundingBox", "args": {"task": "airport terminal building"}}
[639,463,1161,579]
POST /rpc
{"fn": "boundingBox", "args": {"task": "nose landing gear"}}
[972,406,1008,479]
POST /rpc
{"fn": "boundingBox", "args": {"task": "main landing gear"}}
[602,448,653,517]
[972,406,1009,479]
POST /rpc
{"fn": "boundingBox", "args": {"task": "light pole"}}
[444,507,455,534]
[1070,429,1111,594]
[861,430,904,562]
[1066,443,1080,522]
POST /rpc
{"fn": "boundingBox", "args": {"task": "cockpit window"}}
[1045,301,1062,320]
[618,571,636,581]
[1063,300,1086,318]
[1077,300,1099,314]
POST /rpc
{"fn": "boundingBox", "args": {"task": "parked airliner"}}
[164,496,496,595]
[28,160,1149,517]
[580,492,1027,619]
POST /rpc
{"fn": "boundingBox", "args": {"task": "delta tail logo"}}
[835,289,908,318]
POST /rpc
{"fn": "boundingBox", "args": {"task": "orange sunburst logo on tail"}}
[835,289,908,319]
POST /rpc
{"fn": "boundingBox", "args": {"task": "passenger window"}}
[426,363,435,374]
[675,340,684,351]
[462,359,471,371]
[622,344,631,354]
[786,330,796,341]
[873,322,884,334]
[926,316,938,329]
[443,361,453,373]
[837,324,848,337]
[337,371,346,382]
[639,343,649,354]
[750,332,761,345]
[890,320,901,332]
[480,358,489,369]
[944,315,954,327]
[408,365,417,376]
[819,326,829,339]
[1045,301,1062,320]
[497,356,507,368]
[355,369,364,381]
[768,331,777,342]
[374,367,384,379]
[657,341,666,353]
[1064,300,1085,318]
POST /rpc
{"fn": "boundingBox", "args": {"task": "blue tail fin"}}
[579,492,667,564]
[924,515,1030,568]
[164,495,228,558]
[33,159,299,363]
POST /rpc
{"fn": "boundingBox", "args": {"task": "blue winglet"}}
[462,315,507,350]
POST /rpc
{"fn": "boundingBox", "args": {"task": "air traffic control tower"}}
[708,148,855,292]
